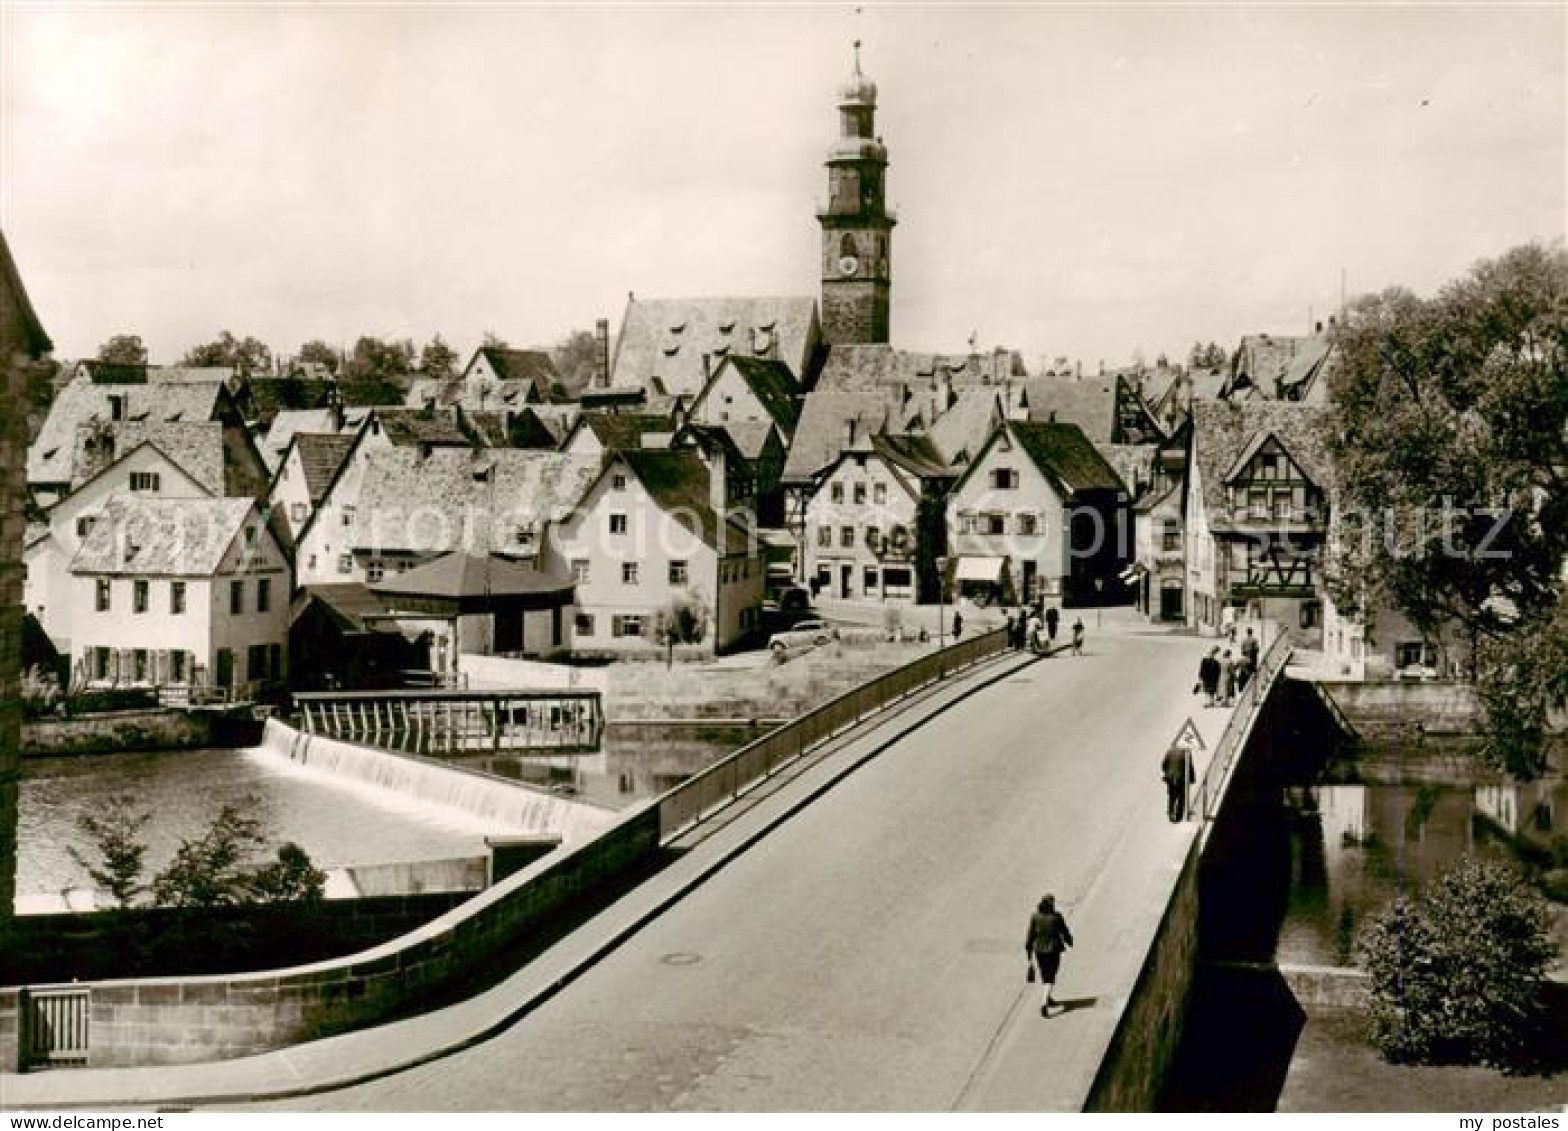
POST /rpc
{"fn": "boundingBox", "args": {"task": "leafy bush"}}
[1357,856,1559,1069]
[20,665,62,719]
[65,688,159,715]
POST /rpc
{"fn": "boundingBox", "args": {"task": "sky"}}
[1,3,1563,371]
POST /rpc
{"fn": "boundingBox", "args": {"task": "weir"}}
[295,688,604,756]
[256,718,617,846]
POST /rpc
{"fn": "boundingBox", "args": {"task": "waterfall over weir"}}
[255,718,618,846]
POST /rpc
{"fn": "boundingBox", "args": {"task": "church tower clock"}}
[819,42,894,345]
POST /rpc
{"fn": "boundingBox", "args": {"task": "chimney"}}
[593,318,610,389]
[702,352,712,382]
[845,418,857,447]
[708,437,727,520]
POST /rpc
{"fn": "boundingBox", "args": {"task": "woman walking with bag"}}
[1025,893,1074,1017]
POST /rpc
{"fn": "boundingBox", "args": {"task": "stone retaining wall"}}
[1084,840,1202,1112]
[21,709,216,757]
[0,805,661,1070]
[1318,680,1484,736]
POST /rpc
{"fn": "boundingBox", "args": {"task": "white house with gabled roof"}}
[24,439,215,657]
[69,495,290,693]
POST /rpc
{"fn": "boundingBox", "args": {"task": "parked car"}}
[768,618,835,653]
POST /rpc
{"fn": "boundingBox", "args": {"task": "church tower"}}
[819,42,894,345]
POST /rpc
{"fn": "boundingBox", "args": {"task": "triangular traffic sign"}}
[1173,717,1207,751]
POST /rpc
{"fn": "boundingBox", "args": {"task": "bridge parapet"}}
[1191,629,1293,823]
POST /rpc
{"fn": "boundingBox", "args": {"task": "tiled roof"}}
[721,420,778,461]
[872,433,953,480]
[927,390,1003,465]
[1097,443,1157,499]
[294,433,358,504]
[816,343,1024,394]
[70,421,226,496]
[579,412,673,452]
[262,408,346,468]
[30,378,226,485]
[1188,399,1333,527]
[780,389,897,482]
[1020,377,1118,444]
[296,583,395,633]
[373,551,572,600]
[619,448,752,555]
[150,365,237,385]
[610,295,819,398]
[354,446,602,554]
[706,355,801,434]
[1007,421,1128,495]
[373,407,476,448]
[0,229,52,356]
[70,495,257,576]
[526,405,580,446]
[478,347,558,389]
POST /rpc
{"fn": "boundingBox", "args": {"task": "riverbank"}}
[21,708,261,757]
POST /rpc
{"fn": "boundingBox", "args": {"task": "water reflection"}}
[1282,777,1568,967]
[440,722,766,810]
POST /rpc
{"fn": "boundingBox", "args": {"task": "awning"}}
[955,555,1006,583]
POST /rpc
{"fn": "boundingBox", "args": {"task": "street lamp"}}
[1095,577,1104,629]
[935,555,947,648]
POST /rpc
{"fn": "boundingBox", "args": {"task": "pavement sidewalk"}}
[956,682,1234,1111]
[1,648,1038,1112]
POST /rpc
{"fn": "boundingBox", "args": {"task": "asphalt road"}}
[253,628,1207,1112]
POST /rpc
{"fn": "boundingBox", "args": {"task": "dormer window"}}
[663,345,680,357]
[515,524,536,549]
[718,320,736,334]
[669,321,687,334]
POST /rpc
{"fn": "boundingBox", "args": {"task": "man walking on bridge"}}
[1162,740,1195,821]
[1025,894,1074,1017]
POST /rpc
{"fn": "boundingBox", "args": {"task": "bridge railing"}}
[1192,628,1293,821]
[657,628,1009,841]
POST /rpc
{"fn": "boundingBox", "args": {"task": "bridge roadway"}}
[241,625,1216,1112]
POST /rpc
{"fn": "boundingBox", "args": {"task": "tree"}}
[549,329,600,399]
[341,335,415,387]
[296,339,341,375]
[97,334,147,365]
[68,795,152,907]
[419,334,459,380]
[151,800,267,909]
[481,330,510,349]
[1327,244,1568,777]
[654,591,709,666]
[1357,857,1558,1070]
[1188,340,1227,370]
[181,330,272,375]
[248,842,327,904]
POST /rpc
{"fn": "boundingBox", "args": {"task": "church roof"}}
[610,295,820,398]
